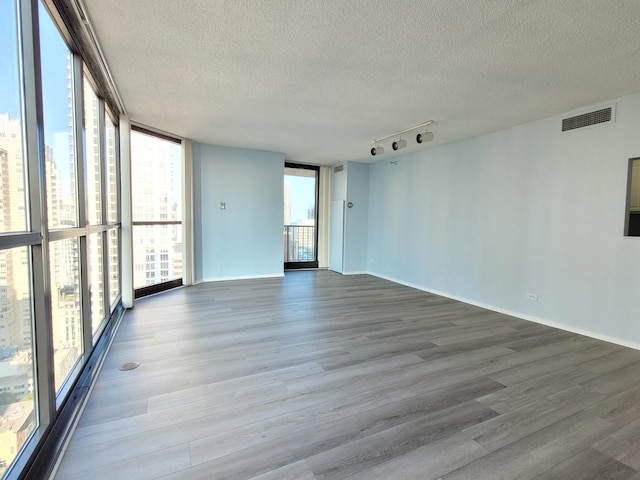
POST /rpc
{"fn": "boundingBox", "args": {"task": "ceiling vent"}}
[561,105,614,132]
[333,165,344,173]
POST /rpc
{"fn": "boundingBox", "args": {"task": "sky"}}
[39,2,76,141]
[1,2,75,140]
[2,2,79,202]
[285,174,316,224]
[1,2,21,118]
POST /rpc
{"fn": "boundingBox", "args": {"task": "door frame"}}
[284,162,320,269]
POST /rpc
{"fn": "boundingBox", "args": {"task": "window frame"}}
[130,126,183,298]
[284,162,320,270]
[624,157,640,237]
[0,1,124,477]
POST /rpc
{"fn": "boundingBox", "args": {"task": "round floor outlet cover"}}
[119,361,140,371]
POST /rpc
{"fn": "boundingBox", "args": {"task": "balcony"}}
[284,224,316,265]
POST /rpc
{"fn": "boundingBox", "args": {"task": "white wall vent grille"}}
[333,165,344,173]
[562,106,613,132]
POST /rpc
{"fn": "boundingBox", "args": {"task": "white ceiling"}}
[82,0,640,165]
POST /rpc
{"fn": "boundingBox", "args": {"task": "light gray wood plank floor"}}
[53,271,640,480]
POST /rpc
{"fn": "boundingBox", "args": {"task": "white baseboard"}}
[196,273,285,284]
[369,271,640,352]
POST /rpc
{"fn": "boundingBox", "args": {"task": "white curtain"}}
[317,166,331,268]
[182,139,195,285]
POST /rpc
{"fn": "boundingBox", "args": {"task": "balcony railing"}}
[284,225,316,262]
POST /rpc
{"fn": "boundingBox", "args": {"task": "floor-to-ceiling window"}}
[40,2,85,394]
[0,2,38,475]
[131,128,183,297]
[0,1,122,477]
[105,114,120,309]
[284,163,319,269]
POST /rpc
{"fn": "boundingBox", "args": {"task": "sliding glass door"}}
[284,163,319,269]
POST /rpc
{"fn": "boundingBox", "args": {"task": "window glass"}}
[49,238,82,392]
[0,247,36,477]
[0,1,27,233]
[105,115,118,223]
[88,233,105,341]
[627,158,640,236]
[132,225,182,289]
[0,1,123,477]
[108,228,120,307]
[131,130,182,292]
[83,77,102,225]
[40,3,78,229]
[284,166,318,264]
[131,131,182,222]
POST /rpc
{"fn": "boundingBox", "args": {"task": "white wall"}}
[193,143,285,281]
[366,93,640,347]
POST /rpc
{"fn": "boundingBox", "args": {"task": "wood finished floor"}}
[54,271,640,480]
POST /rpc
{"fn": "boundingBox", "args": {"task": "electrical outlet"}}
[218,261,226,267]
[527,293,538,301]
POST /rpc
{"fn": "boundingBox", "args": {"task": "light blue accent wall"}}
[367,92,640,346]
[344,161,369,273]
[192,143,285,281]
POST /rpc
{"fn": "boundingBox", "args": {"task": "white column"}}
[317,165,332,268]
[119,114,134,308]
[182,139,195,285]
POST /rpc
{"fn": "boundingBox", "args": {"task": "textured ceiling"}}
[82,0,640,165]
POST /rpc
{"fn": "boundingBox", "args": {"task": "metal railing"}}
[284,225,316,262]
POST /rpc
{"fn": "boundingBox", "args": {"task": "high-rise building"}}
[131,132,182,288]
[284,179,291,225]
[43,54,84,389]
[0,113,34,446]
[0,401,34,471]
[0,113,26,233]
[0,114,32,355]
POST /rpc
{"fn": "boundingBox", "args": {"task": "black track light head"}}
[371,145,384,156]
[392,139,407,151]
[416,131,434,144]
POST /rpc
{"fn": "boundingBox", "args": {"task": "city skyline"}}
[0,112,36,475]
[0,8,20,120]
[131,130,183,289]
[283,169,317,263]
[1,4,110,472]
[284,173,316,225]
[0,3,123,476]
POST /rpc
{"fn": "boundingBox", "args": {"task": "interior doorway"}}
[284,163,319,269]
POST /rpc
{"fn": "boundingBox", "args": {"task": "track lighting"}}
[416,130,434,144]
[392,139,407,150]
[370,144,384,156]
[370,120,433,156]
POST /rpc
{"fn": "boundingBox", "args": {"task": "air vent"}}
[119,362,140,371]
[334,165,344,173]
[562,106,613,132]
